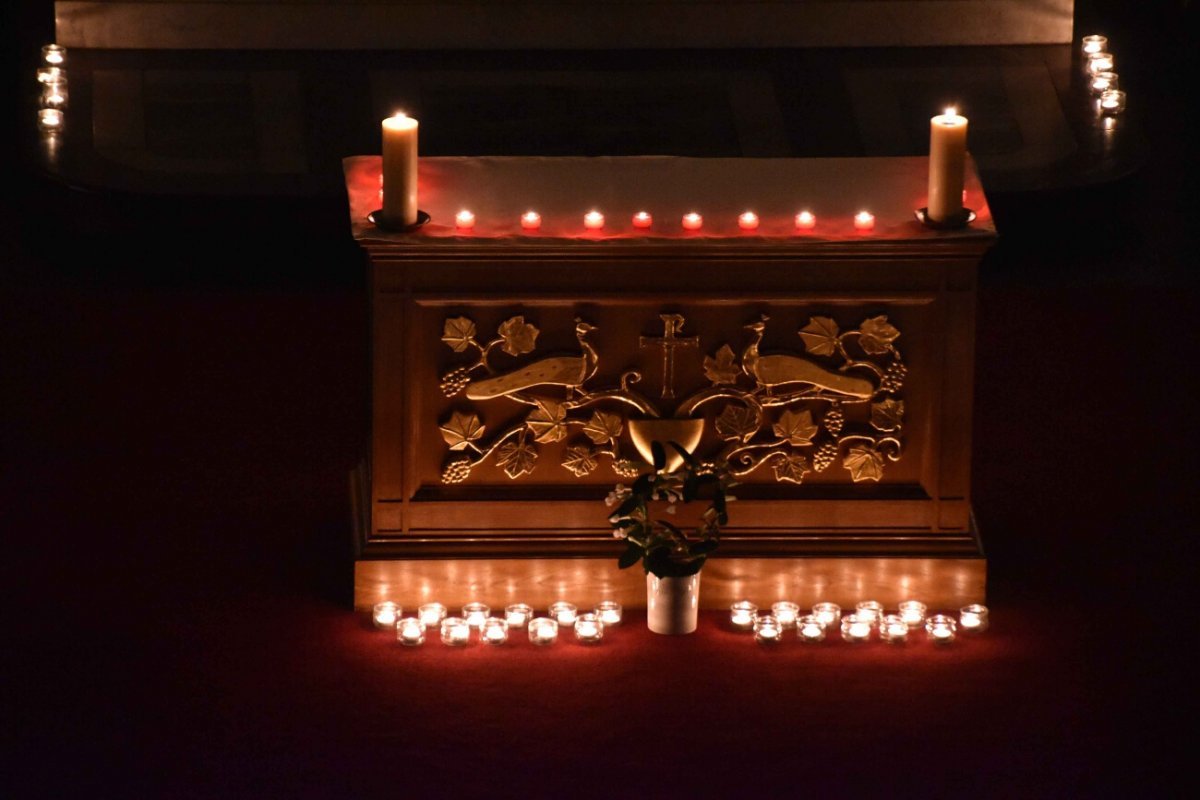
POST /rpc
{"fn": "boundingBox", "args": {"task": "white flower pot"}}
[646,572,701,634]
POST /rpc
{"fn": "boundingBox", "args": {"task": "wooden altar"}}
[347,155,995,610]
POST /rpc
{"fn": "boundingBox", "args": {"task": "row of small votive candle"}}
[731,600,989,644]
[1080,34,1126,116]
[372,600,622,646]
[36,44,69,133]
[446,209,876,233]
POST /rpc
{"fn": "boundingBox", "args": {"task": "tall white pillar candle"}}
[927,107,969,223]
[381,113,419,226]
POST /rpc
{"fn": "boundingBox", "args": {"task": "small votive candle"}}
[898,600,928,628]
[1087,52,1115,75]
[594,600,622,626]
[841,614,872,643]
[520,211,541,230]
[1089,72,1119,96]
[959,604,989,632]
[37,66,63,84]
[549,601,578,627]
[418,602,447,628]
[441,617,472,646]
[372,601,400,628]
[1099,90,1127,115]
[855,600,884,626]
[771,601,800,628]
[681,212,703,231]
[462,602,490,629]
[396,617,425,646]
[795,210,817,230]
[504,603,534,628]
[730,600,758,630]
[925,614,957,643]
[528,617,558,645]
[880,615,909,644]
[812,602,841,628]
[41,82,68,110]
[632,211,653,229]
[853,211,875,231]
[738,211,759,231]
[455,210,475,230]
[798,614,826,642]
[37,108,63,132]
[42,44,66,66]
[1080,34,1108,55]
[753,614,782,643]
[583,210,604,230]
[481,617,509,645]
[574,613,604,643]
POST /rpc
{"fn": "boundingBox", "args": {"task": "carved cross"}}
[639,314,699,399]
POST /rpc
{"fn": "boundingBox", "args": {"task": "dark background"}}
[3,1,1197,796]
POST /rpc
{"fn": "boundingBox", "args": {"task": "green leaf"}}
[632,474,653,497]
[651,441,666,471]
[656,519,684,538]
[618,542,643,569]
[690,540,719,556]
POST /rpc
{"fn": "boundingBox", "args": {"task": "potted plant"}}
[606,441,736,634]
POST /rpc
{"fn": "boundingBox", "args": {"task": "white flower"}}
[665,505,676,515]
[612,528,628,539]
[604,484,630,507]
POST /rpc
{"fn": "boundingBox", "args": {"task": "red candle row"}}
[450,209,878,232]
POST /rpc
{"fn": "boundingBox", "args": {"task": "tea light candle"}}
[855,600,884,626]
[730,600,758,630]
[738,211,759,231]
[37,108,63,132]
[42,44,66,66]
[454,210,475,230]
[1099,90,1127,115]
[880,614,909,644]
[594,600,622,626]
[528,617,558,645]
[797,614,826,642]
[927,106,968,223]
[925,614,957,643]
[841,614,872,642]
[1081,34,1108,55]
[583,210,605,230]
[372,601,400,628]
[504,603,534,628]
[959,604,989,632]
[681,212,703,231]
[574,613,604,643]
[812,602,841,628]
[481,617,509,645]
[381,112,419,227]
[898,600,927,628]
[462,602,490,629]
[441,617,472,646]
[1087,52,1115,75]
[853,211,875,231]
[418,602,447,628]
[753,614,782,643]
[37,66,63,84]
[1089,72,1119,96]
[632,211,653,229]
[520,211,541,230]
[549,601,578,627]
[771,601,800,628]
[795,211,817,230]
[41,82,68,110]
[396,617,425,646]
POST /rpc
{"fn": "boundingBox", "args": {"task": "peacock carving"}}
[466,319,599,400]
[741,315,874,398]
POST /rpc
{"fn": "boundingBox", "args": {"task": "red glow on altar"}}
[455,210,475,230]
[738,211,759,231]
[583,210,605,230]
[795,210,816,230]
[682,212,703,231]
[632,211,653,229]
[854,211,875,231]
[521,211,541,230]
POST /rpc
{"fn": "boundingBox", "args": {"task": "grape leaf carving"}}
[859,315,900,355]
[441,317,477,353]
[716,404,758,443]
[583,410,624,444]
[703,344,741,386]
[799,316,840,356]
[772,453,811,484]
[562,446,598,477]
[870,398,904,432]
[526,400,568,443]
[498,316,539,356]
[496,437,538,478]
[843,444,884,482]
[439,411,485,451]
[773,408,819,446]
